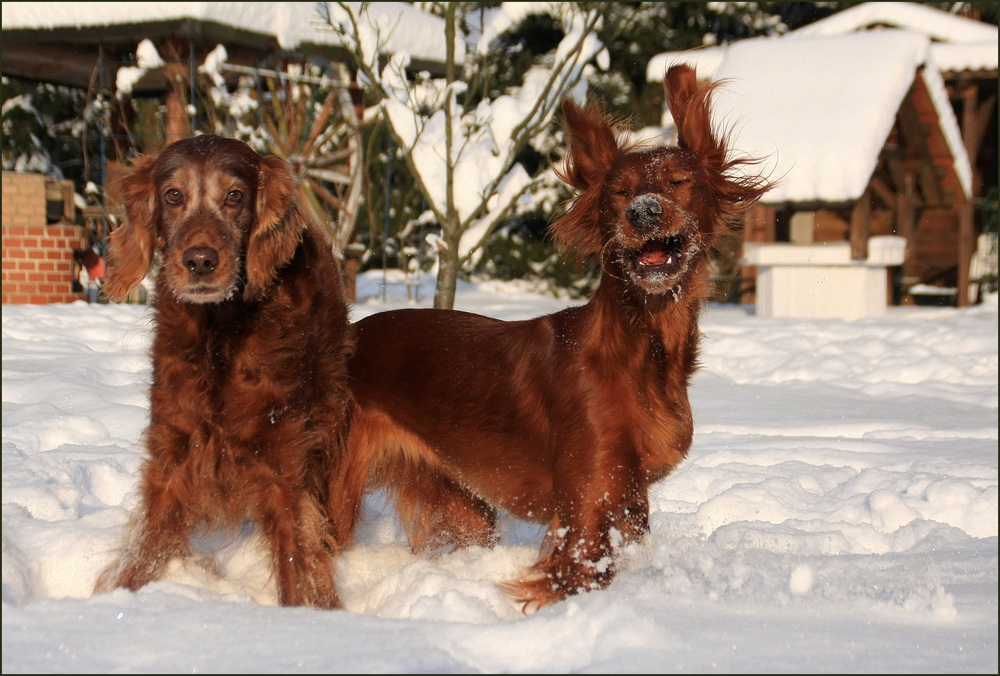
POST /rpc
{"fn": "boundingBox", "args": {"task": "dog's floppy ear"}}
[549,100,632,259]
[244,154,306,301]
[664,64,771,221]
[102,155,160,302]
[557,99,623,192]
[664,64,724,165]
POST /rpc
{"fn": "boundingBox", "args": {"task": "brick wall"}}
[2,172,88,304]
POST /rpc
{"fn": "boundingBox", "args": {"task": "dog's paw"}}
[498,574,563,614]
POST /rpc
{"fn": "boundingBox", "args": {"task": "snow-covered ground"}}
[3,271,997,673]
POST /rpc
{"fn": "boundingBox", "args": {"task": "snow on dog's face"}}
[599,146,708,296]
[550,64,771,299]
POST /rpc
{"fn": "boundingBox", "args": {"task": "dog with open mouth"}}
[331,64,772,610]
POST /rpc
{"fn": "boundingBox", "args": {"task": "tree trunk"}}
[434,3,460,312]
[434,246,460,310]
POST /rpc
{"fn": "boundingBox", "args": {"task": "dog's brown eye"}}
[164,189,183,205]
[670,178,690,187]
[225,190,243,207]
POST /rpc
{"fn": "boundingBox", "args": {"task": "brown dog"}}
[333,64,771,609]
[94,134,352,608]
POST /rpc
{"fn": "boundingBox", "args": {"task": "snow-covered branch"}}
[321,2,604,308]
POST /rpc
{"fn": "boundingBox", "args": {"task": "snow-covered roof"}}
[0,2,459,66]
[657,31,971,204]
[648,2,998,83]
[790,1,997,44]
[788,1,998,73]
[647,23,975,205]
[931,41,1000,72]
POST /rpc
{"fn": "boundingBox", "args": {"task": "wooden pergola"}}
[742,65,979,306]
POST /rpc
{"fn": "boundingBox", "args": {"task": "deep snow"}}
[2,272,997,673]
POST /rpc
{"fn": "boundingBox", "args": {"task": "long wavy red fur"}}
[332,65,772,610]
[94,135,353,608]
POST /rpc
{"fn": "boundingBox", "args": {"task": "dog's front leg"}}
[503,455,646,611]
[257,472,340,609]
[94,448,195,594]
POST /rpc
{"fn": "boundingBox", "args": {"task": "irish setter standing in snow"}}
[335,64,772,610]
[94,135,353,608]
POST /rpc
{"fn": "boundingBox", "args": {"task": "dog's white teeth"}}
[667,256,673,264]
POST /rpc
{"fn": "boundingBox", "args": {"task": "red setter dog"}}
[334,65,771,610]
[93,135,352,608]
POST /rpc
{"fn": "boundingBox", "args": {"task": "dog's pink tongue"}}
[639,242,670,266]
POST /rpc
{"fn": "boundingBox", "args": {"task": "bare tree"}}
[322,2,604,309]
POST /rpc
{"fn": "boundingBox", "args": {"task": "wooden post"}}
[739,203,776,305]
[162,37,190,146]
[897,172,918,304]
[342,242,366,304]
[850,189,871,261]
[956,82,986,308]
[957,197,974,307]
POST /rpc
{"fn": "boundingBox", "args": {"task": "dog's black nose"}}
[626,195,664,232]
[183,247,219,276]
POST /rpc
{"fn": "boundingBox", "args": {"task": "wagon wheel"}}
[259,65,363,253]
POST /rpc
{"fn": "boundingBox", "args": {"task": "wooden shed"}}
[647,2,997,308]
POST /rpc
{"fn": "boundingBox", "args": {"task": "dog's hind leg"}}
[344,408,498,553]
[385,455,498,553]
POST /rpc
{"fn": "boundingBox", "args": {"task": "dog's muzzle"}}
[626,195,663,233]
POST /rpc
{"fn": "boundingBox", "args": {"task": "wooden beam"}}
[739,203,776,306]
[742,203,776,243]
[896,172,916,242]
[961,83,996,200]
[897,80,947,206]
[957,197,974,307]
[870,176,897,208]
[850,190,871,261]
[897,172,918,299]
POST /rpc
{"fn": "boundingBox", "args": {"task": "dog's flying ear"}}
[664,64,724,164]
[245,155,306,301]
[549,100,633,259]
[664,64,772,221]
[102,155,160,302]
[558,99,623,192]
